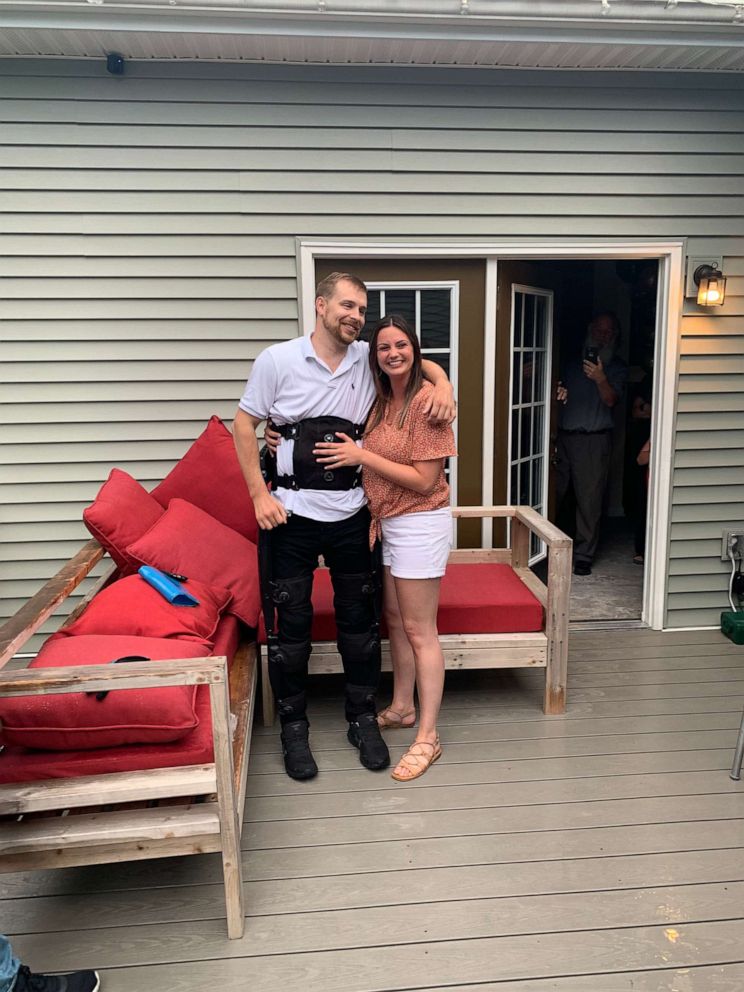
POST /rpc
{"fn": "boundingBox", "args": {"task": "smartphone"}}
[584,346,599,365]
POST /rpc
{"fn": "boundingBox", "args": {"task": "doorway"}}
[496,258,660,623]
[301,239,683,630]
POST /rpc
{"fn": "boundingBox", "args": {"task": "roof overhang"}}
[1,0,744,71]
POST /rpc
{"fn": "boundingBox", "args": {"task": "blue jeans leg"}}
[0,935,20,992]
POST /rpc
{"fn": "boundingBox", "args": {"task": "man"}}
[234,272,455,780]
[0,934,99,992]
[555,311,628,577]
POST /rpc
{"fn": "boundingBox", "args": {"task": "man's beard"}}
[323,313,360,344]
[585,334,615,366]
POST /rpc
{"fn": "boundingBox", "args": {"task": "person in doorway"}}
[233,273,455,780]
[0,935,99,992]
[314,315,456,781]
[555,311,628,576]
[629,379,652,564]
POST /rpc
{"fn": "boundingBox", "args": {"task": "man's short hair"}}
[315,271,367,301]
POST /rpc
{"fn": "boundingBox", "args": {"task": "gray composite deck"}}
[3,627,744,991]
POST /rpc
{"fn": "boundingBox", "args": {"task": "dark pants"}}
[267,507,381,723]
[555,431,612,565]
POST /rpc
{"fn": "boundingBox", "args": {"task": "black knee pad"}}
[268,637,312,703]
[337,627,381,689]
[272,573,313,609]
[268,637,311,674]
[272,573,313,643]
[332,571,378,633]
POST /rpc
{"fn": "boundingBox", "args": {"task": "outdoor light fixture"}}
[693,263,727,307]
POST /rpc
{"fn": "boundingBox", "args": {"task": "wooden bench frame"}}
[261,505,572,726]
[0,539,256,939]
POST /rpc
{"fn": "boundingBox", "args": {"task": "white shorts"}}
[380,507,453,579]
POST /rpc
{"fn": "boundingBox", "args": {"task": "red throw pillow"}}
[0,634,211,750]
[126,499,260,627]
[83,468,165,572]
[150,416,258,544]
[57,574,231,645]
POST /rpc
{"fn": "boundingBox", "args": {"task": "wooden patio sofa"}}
[0,539,256,939]
[260,504,572,726]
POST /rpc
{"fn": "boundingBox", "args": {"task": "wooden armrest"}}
[0,656,228,698]
[513,506,572,549]
[452,505,515,520]
[0,539,105,668]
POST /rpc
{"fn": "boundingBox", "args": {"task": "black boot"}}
[345,684,389,770]
[280,719,318,780]
[347,712,390,770]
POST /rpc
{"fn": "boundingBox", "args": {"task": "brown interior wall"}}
[316,258,486,547]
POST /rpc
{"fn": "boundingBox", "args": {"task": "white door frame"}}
[298,239,685,631]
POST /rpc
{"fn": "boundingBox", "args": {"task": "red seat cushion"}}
[83,468,165,572]
[257,563,542,643]
[0,634,214,751]
[150,416,258,544]
[0,616,241,784]
[57,574,232,645]
[437,563,543,633]
[127,499,260,628]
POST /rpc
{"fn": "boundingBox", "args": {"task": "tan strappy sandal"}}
[376,707,416,730]
[391,737,442,782]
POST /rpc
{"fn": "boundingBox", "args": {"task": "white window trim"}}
[297,238,685,631]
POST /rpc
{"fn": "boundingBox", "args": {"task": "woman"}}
[314,315,456,781]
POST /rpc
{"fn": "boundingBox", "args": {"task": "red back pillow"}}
[150,416,258,543]
[83,469,165,572]
[127,499,260,628]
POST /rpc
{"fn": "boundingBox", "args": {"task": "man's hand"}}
[264,423,281,456]
[422,380,456,424]
[556,382,568,404]
[253,489,288,530]
[583,356,607,384]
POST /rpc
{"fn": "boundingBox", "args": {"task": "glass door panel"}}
[508,285,554,564]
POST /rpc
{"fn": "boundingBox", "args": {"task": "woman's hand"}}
[313,432,365,468]
[263,423,281,456]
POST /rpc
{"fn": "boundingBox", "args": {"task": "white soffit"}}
[0,0,744,70]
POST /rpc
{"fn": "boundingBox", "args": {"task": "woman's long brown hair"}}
[365,314,424,434]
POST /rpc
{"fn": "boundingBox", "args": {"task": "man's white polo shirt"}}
[239,335,377,522]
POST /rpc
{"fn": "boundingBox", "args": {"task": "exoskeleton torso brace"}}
[259,416,383,726]
[269,416,365,491]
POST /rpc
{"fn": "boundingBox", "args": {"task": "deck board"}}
[4,627,744,990]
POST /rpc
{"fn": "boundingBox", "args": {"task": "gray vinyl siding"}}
[1,60,743,640]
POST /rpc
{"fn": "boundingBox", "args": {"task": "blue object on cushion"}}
[138,565,200,606]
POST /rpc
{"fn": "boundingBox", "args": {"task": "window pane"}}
[513,350,522,404]
[524,294,535,347]
[510,463,518,504]
[531,457,543,506]
[533,349,545,399]
[536,294,547,347]
[514,293,523,348]
[511,407,519,459]
[420,290,451,349]
[520,408,532,459]
[384,289,416,327]
[361,290,381,341]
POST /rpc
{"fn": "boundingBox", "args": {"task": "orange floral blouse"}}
[363,381,457,546]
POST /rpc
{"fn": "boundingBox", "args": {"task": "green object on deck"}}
[721,611,744,645]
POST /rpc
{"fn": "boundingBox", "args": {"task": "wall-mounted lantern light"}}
[693,263,726,307]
